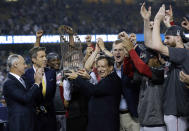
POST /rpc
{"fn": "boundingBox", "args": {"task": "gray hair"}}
[7,54,20,71]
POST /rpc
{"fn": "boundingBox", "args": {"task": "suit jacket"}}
[24,67,57,131]
[66,81,89,131]
[121,66,140,118]
[74,71,122,131]
[3,73,40,131]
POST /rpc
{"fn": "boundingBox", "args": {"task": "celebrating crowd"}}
[1,2,189,131]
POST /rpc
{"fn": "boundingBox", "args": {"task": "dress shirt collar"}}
[33,65,37,73]
[9,72,21,81]
[114,63,122,71]
[114,63,122,78]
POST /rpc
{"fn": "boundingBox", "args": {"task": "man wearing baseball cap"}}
[164,25,189,47]
[147,5,189,131]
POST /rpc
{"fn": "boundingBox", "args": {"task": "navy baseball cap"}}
[165,25,189,43]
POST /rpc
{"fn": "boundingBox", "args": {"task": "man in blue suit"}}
[24,47,57,131]
[3,54,43,131]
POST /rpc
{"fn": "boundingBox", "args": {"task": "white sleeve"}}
[89,72,98,85]
[63,79,71,101]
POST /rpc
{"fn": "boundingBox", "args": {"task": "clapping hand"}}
[140,2,151,20]
[155,4,165,22]
[97,38,105,51]
[34,68,44,85]
[118,31,129,41]
[163,5,173,27]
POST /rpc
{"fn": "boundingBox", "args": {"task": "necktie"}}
[42,76,46,97]
[19,78,26,88]
[59,85,64,104]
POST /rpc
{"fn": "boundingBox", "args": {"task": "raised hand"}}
[154,4,165,22]
[181,17,189,31]
[34,30,43,47]
[122,39,134,52]
[163,5,173,27]
[140,2,151,20]
[97,38,105,51]
[165,5,173,20]
[129,33,137,45]
[118,31,129,41]
[63,25,74,35]
[36,30,43,38]
[85,35,92,43]
[163,15,172,27]
[86,46,94,56]
[95,41,100,53]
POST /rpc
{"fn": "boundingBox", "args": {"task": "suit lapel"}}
[23,68,35,89]
[8,73,27,90]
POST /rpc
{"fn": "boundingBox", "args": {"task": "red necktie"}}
[59,85,69,118]
[59,85,64,104]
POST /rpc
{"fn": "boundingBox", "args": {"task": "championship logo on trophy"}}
[58,25,84,77]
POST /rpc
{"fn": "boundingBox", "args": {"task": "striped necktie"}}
[19,77,26,88]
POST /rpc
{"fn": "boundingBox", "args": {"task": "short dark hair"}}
[96,56,114,67]
[29,47,46,58]
[47,52,60,61]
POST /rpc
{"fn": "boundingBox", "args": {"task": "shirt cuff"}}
[33,83,40,88]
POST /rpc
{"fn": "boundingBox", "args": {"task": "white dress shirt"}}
[9,72,26,88]
[63,72,98,101]
[114,64,128,111]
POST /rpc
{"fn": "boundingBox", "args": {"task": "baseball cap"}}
[165,25,189,43]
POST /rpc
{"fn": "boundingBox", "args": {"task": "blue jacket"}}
[24,67,57,131]
[121,67,140,117]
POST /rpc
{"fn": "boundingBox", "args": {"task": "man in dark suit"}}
[66,56,122,131]
[3,54,43,131]
[46,52,67,131]
[24,47,57,131]
[112,38,140,131]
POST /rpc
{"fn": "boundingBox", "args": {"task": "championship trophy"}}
[58,25,84,78]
